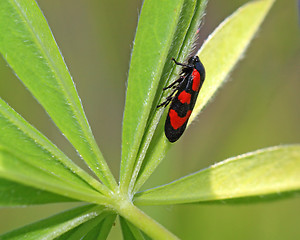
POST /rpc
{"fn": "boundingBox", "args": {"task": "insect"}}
[157,55,205,142]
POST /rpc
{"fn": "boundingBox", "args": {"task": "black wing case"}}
[165,73,194,142]
[165,62,205,142]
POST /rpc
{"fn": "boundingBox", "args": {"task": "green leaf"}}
[0,0,116,189]
[56,213,116,240]
[120,0,185,192]
[93,214,117,240]
[0,178,75,206]
[134,145,300,205]
[190,0,275,122]
[120,216,145,240]
[133,0,275,193]
[56,216,104,240]
[120,0,207,194]
[0,147,108,204]
[0,204,111,240]
[0,98,108,203]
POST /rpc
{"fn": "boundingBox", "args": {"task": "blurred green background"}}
[0,0,299,239]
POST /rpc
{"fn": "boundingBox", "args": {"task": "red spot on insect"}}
[192,69,200,91]
[178,91,191,104]
[169,109,192,130]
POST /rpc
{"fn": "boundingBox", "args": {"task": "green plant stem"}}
[114,200,179,240]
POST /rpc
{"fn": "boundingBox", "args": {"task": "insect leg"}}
[157,87,178,108]
[163,76,184,90]
[171,58,189,67]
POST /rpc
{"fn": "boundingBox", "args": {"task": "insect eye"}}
[188,57,194,64]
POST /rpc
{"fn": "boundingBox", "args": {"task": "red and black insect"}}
[158,56,205,142]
